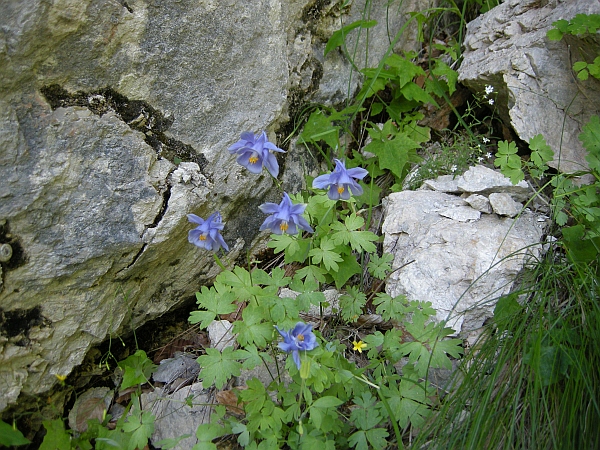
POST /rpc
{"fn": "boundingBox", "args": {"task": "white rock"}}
[464,194,492,214]
[207,320,237,352]
[489,193,523,218]
[382,190,546,334]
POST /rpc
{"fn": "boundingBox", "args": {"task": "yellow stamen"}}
[249,154,259,164]
[199,234,207,241]
[337,186,345,194]
[297,334,305,342]
[279,221,289,232]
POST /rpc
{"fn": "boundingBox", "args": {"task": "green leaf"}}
[189,286,237,328]
[324,20,378,57]
[39,419,70,450]
[218,266,264,301]
[366,428,389,449]
[309,237,343,272]
[118,350,157,390]
[331,213,378,254]
[546,27,564,41]
[122,406,155,450]
[400,81,438,106]
[194,422,227,449]
[579,115,600,172]
[384,53,426,87]
[373,292,408,321]
[251,267,291,288]
[0,421,30,446]
[311,396,344,409]
[494,140,524,184]
[299,109,339,150]
[330,253,362,289]
[367,253,393,280]
[233,307,275,348]
[529,134,554,171]
[493,294,523,330]
[339,286,367,322]
[348,430,368,450]
[197,347,249,389]
[364,132,421,181]
[562,224,600,263]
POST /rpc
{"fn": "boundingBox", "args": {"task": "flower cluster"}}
[275,322,318,370]
[228,131,285,177]
[187,133,370,255]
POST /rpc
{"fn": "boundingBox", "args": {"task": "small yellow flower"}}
[352,340,367,353]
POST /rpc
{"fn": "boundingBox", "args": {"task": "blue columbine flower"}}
[228,131,285,177]
[187,212,229,252]
[312,158,369,200]
[259,192,314,235]
[275,322,318,370]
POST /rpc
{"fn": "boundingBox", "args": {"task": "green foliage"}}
[494,140,523,184]
[117,349,157,390]
[547,14,600,81]
[573,56,600,81]
[547,14,600,40]
[40,419,70,450]
[0,420,30,446]
[324,20,378,58]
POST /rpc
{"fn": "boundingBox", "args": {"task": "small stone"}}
[207,320,237,352]
[464,194,492,214]
[489,193,523,217]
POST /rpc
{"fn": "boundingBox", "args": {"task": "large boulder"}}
[382,167,547,334]
[0,0,431,413]
[459,0,600,173]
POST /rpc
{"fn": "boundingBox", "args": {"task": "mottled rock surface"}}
[459,0,600,173]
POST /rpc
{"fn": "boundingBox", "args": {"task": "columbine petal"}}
[187,212,228,252]
[259,192,313,235]
[312,159,368,201]
[229,131,285,177]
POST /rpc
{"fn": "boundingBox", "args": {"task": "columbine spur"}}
[228,131,285,177]
[312,158,368,201]
[275,322,318,370]
[259,192,314,235]
[187,212,229,252]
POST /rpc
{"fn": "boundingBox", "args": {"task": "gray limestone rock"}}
[465,194,493,214]
[457,165,531,201]
[459,0,600,173]
[382,190,545,334]
[489,192,523,218]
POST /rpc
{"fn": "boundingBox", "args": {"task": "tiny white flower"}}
[485,85,494,95]
[488,98,495,105]
[477,156,484,163]
[450,165,457,173]
[486,152,493,159]
[482,137,490,143]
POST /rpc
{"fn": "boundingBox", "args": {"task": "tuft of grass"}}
[411,244,600,449]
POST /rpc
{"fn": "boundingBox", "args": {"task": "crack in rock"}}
[40,85,209,172]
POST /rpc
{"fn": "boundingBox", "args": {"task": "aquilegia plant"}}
[187,211,229,252]
[228,131,286,177]
[312,158,369,200]
[184,129,464,449]
[259,192,314,235]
